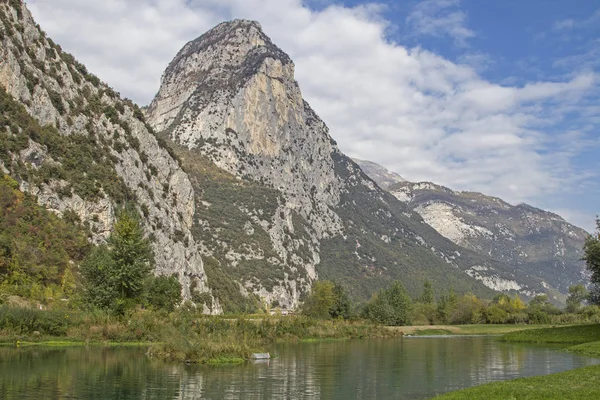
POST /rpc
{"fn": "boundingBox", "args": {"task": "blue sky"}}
[28,0,599,231]
[318,0,600,230]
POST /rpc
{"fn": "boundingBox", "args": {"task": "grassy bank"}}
[396,324,555,336]
[0,305,399,363]
[501,324,600,344]
[501,323,600,359]
[432,324,600,399]
[432,364,600,400]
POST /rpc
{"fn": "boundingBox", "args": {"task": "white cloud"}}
[406,0,474,47]
[554,10,600,31]
[26,0,599,228]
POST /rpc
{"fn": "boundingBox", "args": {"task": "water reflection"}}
[1,337,598,399]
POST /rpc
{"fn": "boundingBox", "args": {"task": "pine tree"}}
[80,208,154,313]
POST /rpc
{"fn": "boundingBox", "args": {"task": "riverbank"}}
[393,324,555,336]
[0,306,400,363]
[432,364,600,400]
[432,324,600,399]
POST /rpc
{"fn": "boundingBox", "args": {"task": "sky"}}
[26,0,599,232]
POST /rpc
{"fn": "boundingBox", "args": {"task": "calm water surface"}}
[1,336,599,399]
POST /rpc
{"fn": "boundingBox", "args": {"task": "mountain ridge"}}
[2,1,576,312]
[355,159,588,302]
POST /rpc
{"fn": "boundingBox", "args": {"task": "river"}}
[1,336,598,399]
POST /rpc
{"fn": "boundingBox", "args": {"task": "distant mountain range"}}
[354,160,589,304]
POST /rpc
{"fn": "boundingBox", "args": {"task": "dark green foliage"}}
[364,281,412,326]
[108,209,153,299]
[584,219,600,285]
[566,284,588,313]
[0,306,69,336]
[0,86,133,204]
[589,284,600,306]
[301,281,352,320]
[81,209,153,314]
[79,246,116,310]
[330,283,351,319]
[145,275,182,312]
[528,294,561,315]
[420,279,434,304]
[47,88,65,115]
[0,175,90,300]
[203,257,259,314]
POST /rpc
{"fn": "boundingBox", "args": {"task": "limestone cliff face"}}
[148,21,343,239]
[148,20,346,307]
[147,20,526,305]
[0,1,217,310]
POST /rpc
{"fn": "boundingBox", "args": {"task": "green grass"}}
[205,356,246,365]
[431,364,600,399]
[398,324,555,336]
[433,324,600,399]
[502,324,600,344]
[567,341,600,358]
[456,325,554,335]
[413,329,454,336]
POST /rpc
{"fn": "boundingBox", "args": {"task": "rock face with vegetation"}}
[356,160,588,303]
[0,0,215,310]
[145,19,537,308]
[4,1,575,313]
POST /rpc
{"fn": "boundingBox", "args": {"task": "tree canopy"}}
[81,208,162,314]
[364,281,412,326]
[584,219,600,285]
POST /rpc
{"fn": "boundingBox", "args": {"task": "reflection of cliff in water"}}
[1,337,598,400]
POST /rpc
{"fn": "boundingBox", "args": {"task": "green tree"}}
[364,281,412,326]
[109,210,153,301]
[436,289,458,324]
[450,293,485,324]
[329,283,351,319]
[566,284,588,313]
[145,274,182,312]
[420,279,434,304]
[303,280,336,319]
[584,219,600,286]
[80,245,117,310]
[80,209,154,313]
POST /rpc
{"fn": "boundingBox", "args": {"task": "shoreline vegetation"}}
[432,324,600,399]
[1,301,596,365]
[0,306,401,363]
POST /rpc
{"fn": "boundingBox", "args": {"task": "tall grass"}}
[0,306,398,363]
[0,306,71,336]
[151,314,399,363]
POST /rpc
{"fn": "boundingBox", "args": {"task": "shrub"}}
[0,306,69,336]
[364,281,412,326]
[145,275,182,312]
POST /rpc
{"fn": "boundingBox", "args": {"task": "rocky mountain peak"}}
[148,19,293,133]
[352,158,405,190]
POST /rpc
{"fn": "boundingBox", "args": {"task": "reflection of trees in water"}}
[1,339,597,399]
[0,347,180,400]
